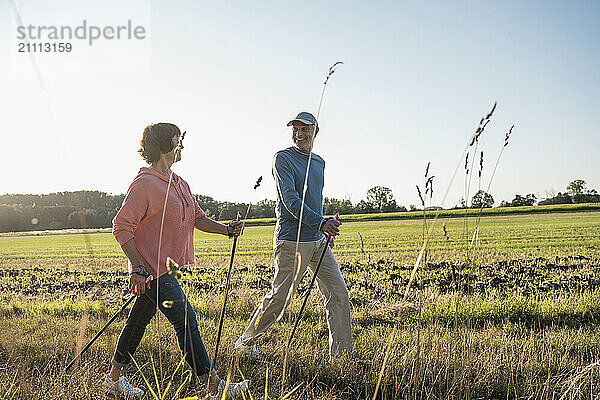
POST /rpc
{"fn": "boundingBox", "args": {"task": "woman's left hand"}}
[228,220,245,237]
[129,273,150,296]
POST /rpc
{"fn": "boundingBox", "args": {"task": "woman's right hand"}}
[129,273,150,296]
[228,220,245,237]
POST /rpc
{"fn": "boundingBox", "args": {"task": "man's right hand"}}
[321,219,341,237]
[129,273,150,296]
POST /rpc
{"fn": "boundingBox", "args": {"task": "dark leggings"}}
[112,274,213,379]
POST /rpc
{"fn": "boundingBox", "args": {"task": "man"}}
[235,112,353,357]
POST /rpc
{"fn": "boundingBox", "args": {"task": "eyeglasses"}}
[177,131,186,148]
[292,126,312,133]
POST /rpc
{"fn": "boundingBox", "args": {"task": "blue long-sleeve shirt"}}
[273,147,326,242]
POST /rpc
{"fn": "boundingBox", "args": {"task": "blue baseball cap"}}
[287,112,318,128]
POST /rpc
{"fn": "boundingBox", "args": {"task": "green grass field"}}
[1,211,600,399]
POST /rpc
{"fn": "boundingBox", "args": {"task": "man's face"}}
[292,122,316,154]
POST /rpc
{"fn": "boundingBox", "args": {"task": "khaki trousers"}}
[240,236,353,356]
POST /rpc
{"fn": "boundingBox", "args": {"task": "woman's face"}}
[164,134,182,164]
[174,133,183,162]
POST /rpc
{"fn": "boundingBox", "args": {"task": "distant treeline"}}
[0,186,407,233]
[488,179,600,208]
[0,191,273,233]
[0,192,125,233]
[1,180,598,233]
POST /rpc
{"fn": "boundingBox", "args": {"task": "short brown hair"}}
[138,123,181,164]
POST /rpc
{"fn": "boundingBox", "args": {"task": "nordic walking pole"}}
[65,295,135,372]
[210,176,261,377]
[211,211,241,371]
[285,213,339,354]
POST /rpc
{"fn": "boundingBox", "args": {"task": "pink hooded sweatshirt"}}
[112,167,205,278]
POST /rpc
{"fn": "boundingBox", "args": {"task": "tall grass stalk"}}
[155,171,175,382]
[373,150,465,399]
[372,104,498,399]
[131,353,192,400]
[264,366,268,400]
[372,329,396,400]
[558,360,600,400]
[462,145,474,253]
[279,61,344,322]
[7,0,97,259]
[462,102,497,264]
[416,162,434,396]
[0,371,19,400]
[13,0,105,371]
[242,177,263,222]
[165,257,204,393]
[237,365,302,400]
[280,61,343,396]
[469,125,515,257]
[72,308,89,370]
[356,232,371,265]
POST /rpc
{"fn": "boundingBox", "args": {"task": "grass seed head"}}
[254,176,263,190]
[486,102,497,120]
[416,185,424,207]
[324,61,344,84]
[166,257,183,280]
[442,223,449,240]
[425,176,435,197]
[504,124,515,147]
[470,102,497,146]
[357,232,365,253]
[478,151,484,178]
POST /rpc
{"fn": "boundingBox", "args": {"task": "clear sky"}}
[2,0,599,208]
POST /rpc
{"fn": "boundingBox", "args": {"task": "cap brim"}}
[286,118,315,126]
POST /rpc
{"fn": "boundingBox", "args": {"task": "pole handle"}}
[325,212,340,239]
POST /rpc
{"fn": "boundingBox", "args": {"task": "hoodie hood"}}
[138,166,179,184]
[137,167,191,207]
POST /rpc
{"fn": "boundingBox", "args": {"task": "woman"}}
[104,123,249,399]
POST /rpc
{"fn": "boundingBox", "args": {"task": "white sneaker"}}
[103,375,144,399]
[210,379,250,399]
[234,337,261,358]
